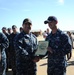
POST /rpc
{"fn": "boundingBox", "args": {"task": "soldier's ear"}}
[55,21,58,24]
[56,21,58,24]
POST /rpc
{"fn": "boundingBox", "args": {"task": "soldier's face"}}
[23,23,32,33]
[2,29,7,33]
[48,21,57,29]
[8,29,12,34]
[12,28,17,32]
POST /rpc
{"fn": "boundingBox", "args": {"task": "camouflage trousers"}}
[16,59,36,75]
[0,58,6,75]
[47,65,66,75]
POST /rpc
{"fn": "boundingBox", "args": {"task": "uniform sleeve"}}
[32,34,38,54]
[70,36,73,49]
[0,33,9,49]
[53,34,71,56]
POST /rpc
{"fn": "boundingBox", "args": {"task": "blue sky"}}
[0,0,74,32]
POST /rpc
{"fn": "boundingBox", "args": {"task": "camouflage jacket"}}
[46,29,71,64]
[14,31,38,72]
[0,32,9,59]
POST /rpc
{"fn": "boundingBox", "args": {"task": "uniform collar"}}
[50,29,61,36]
[22,31,32,38]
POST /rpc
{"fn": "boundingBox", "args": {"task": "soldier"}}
[2,27,10,72]
[14,18,40,75]
[9,25,19,75]
[7,28,12,35]
[0,32,9,75]
[19,27,23,32]
[2,27,9,40]
[44,16,71,75]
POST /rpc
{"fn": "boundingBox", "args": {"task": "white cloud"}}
[0,7,11,11]
[57,0,64,5]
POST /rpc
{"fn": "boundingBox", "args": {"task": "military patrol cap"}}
[2,27,7,30]
[23,18,32,25]
[44,16,58,24]
[12,25,17,29]
[8,28,11,30]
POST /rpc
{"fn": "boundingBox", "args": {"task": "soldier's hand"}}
[67,53,72,60]
[47,47,53,54]
[33,57,40,62]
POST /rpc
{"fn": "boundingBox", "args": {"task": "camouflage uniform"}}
[46,29,71,75]
[14,31,38,75]
[0,32,9,75]
[4,33,10,71]
[9,32,19,75]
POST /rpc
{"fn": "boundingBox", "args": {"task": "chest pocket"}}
[23,35,37,53]
[23,37,31,48]
[50,36,62,49]
[24,38,30,45]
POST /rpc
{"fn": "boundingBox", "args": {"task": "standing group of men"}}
[0,16,72,75]
[0,25,19,75]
